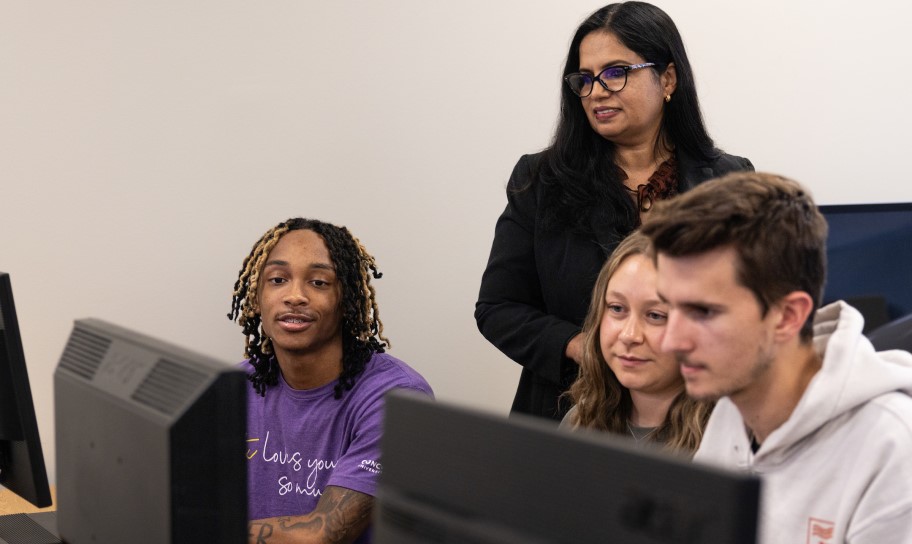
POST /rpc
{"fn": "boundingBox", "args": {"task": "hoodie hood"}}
[757,301,912,462]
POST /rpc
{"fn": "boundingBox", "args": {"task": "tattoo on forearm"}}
[248,487,374,544]
[249,521,273,544]
[275,487,374,543]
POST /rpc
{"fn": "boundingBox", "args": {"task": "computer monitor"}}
[374,391,761,544]
[867,313,912,352]
[0,272,52,509]
[54,318,247,544]
[820,202,912,333]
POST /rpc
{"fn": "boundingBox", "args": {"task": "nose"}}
[619,317,643,345]
[660,310,691,354]
[590,79,613,99]
[283,280,309,305]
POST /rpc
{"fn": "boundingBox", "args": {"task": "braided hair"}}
[228,218,388,399]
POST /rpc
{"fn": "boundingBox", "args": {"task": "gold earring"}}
[664,94,671,103]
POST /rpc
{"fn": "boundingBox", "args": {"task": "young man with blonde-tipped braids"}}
[640,172,912,543]
[229,218,433,544]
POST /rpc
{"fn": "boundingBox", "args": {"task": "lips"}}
[276,312,315,332]
[615,354,650,368]
[593,106,620,121]
[678,360,705,377]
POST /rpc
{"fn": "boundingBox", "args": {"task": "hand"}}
[564,333,584,365]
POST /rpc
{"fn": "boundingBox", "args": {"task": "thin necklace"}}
[626,420,658,443]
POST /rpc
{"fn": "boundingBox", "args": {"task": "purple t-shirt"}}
[244,351,433,542]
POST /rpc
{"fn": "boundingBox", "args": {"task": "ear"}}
[772,291,814,343]
[661,62,677,97]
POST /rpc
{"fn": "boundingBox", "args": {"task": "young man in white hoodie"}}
[640,171,912,543]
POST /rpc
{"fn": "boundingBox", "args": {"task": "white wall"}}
[1,0,909,484]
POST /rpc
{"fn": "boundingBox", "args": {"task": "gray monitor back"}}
[54,318,246,544]
[375,391,761,544]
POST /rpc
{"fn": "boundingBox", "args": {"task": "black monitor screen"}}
[0,272,52,508]
[374,391,761,544]
[54,318,247,544]
[820,203,912,332]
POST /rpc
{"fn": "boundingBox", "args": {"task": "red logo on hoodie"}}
[807,517,835,543]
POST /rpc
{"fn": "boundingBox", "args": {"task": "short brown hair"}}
[640,172,828,341]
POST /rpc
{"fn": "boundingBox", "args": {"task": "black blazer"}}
[475,150,754,421]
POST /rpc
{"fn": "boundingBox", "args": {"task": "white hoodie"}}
[694,301,912,544]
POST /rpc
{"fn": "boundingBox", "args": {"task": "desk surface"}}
[0,487,56,515]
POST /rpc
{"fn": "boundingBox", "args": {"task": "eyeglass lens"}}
[566,66,628,97]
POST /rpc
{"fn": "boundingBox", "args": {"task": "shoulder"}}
[859,391,912,437]
[811,391,912,458]
[358,351,434,397]
[505,152,547,193]
[709,151,754,175]
[238,359,256,378]
[677,148,754,189]
[494,152,549,227]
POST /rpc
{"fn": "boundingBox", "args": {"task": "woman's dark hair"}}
[537,1,717,233]
[228,218,388,399]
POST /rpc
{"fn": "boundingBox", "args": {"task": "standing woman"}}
[561,232,712,455]
[475,2,752,421]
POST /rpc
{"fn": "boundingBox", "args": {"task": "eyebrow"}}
[605,289,628,300]
[656,291,709,307]
[660,295,725,313]
[580,59,636,72]
[606,289,665,306]
[263,259,335,271]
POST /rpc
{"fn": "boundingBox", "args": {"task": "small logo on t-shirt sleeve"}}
[358,459,382,474]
